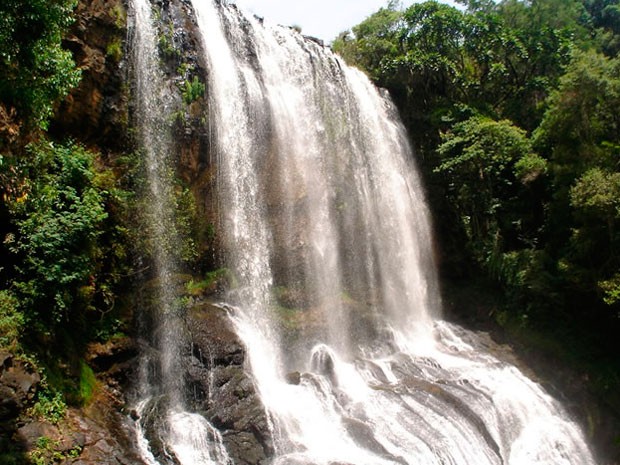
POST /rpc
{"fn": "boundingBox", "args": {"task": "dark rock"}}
[223,431,268,465]
[303,35,325,47]
[0,384,21,422]
[136,395,178,465]
[342,417,406,465]
[183,303,274,465]
[186,303,246,368]
[310,345,337,385]
[16,421,60,451]
[66,406,145,465]
[86,336,139,372]
[133,302,273,465]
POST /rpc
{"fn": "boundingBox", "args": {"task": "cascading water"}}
[129,1,230,463]
[190,2,596,464]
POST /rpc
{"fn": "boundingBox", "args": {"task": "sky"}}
[230,0,461,43]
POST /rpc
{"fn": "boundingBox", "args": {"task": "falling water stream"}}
[132,0,596,464]
[130,0,231,463]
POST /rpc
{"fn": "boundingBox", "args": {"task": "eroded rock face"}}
[1,339,143,465]
[16,406,142,465]
[52,0,129,150]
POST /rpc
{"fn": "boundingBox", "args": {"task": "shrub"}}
[0,290,23,350]
[5,141,107,334]
[0,0,81,129]
[106,38,123,63]
[29,388,67,425]
[78,360,96,404]
[181,76,205,105]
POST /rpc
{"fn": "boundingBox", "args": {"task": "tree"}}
[2,141,128,342]
[532,49,620,317]
[332,2,403,81]
[534,50,620,243]
[436,116,545,265]
[583,0,620,55]
[0,0,81,132]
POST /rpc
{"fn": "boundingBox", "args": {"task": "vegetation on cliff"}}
[0,3,137,463]
[334,0,620,437]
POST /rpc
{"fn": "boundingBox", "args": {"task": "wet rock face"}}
[134,302,273,465]
[184,303,274,465]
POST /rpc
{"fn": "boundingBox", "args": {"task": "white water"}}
[130,0,231,463]
[191,1,596,464]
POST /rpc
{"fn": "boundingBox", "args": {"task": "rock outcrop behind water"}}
[185,303,273,465]
[137,300,273,465]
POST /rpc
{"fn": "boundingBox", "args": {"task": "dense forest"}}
[1,0,620,462]
[334,0,620,419]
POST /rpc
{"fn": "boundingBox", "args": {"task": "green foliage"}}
[531,51,620,314]
[175,186,200,264]
[106,38,123,63]
[29,387,67,425]
[436,116,542,263]
[334,0,591,152]
[564,168,620,297]
[333,3,403,81]
[583,0,620,55]
[185,269,231,296]
[0,0,81,130]
[181,76,206,105]
[78,360,96,404]
[110,3,127,30]
[30,435,81,465]
[534,50,620,179]
[158,21,179,61]
[1,140,133,348]
[514,152,548,184]
[570,168,620,220]
[5,141,108,333]
[341,2,620,340]
[599,273,620,306]
[0,290,23,350]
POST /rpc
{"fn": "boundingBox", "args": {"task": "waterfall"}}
[191,2,596,464]
[128,0,596,463]
[129,0,231,463]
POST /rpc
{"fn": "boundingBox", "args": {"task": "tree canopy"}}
[0,0,80,132]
